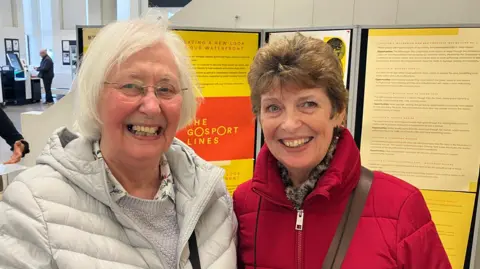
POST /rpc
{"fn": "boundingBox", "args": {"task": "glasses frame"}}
[104,81,188,99]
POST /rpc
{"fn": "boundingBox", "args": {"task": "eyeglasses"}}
[104,81,187,100]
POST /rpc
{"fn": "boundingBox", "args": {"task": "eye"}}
[266,104,280,113]
[119,83,142,96]
[301,101,317,108]
[155,84,178,99]
[121,83,138,89]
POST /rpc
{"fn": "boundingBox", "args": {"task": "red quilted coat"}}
[233,129,452,269]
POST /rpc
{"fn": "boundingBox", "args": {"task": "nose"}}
[138,89,161,116]
[281,109,302,131]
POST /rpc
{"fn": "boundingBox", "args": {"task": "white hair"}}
[72,13,202,141]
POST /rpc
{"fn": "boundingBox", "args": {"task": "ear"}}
[332,107,346,126]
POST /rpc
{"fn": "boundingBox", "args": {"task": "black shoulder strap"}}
[189,231,201,269]
[322,166,374,269]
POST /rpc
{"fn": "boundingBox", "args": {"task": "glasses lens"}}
[155,84,179,99]
[119,83,143,97]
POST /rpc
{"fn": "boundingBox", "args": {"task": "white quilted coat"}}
[0,128,237,269]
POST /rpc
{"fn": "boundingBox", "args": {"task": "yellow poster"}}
[360,28,480,192]
[173,30,260,194]
[421,190,475,269]
[81,27,101,53]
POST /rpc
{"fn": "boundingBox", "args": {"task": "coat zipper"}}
[253,188,308,269]
[296,209,304,269]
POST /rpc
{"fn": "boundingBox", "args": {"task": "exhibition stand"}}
[13,24,477,269]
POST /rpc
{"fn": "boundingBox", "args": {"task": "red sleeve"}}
[396,190,452,269]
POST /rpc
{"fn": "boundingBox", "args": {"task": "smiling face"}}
[260,85,344,177]
[98,42,182,164]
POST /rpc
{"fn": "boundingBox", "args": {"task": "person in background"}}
[0,15,236,268]
[35,49,55,105]
[0,107,29,164]
[233,33,451,269]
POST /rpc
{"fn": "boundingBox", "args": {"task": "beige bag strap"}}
[322,166,374,269]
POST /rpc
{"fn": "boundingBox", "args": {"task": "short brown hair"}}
[248,33,348,117]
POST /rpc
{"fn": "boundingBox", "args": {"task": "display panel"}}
[81,27,101,54]
[6,52,22,71]
[358,28,480,192]
[356,27,480,269]
[173,30,260,195]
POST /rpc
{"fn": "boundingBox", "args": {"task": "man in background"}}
[35,49,55,105]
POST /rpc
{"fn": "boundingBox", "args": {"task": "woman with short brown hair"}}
[234,33,451,269]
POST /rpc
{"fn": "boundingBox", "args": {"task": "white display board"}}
[268,30,352,86]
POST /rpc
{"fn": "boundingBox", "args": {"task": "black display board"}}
[4,38,20,65]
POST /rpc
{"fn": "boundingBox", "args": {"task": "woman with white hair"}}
[0,17,237,269]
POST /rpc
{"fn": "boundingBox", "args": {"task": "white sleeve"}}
[0,181,55,269]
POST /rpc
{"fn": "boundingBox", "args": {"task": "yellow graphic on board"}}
[422,190,475,269]
[369,28,459,36]
[324,37,347,76]
[211,159,254,195]
[81,27,101,53]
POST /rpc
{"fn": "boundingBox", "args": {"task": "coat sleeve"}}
[396,190,452,269]
[0,180,56,269]
[37,57,53,72]
[0,107,24,150]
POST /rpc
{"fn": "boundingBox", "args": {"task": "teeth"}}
[129,125,160,135]
[283,138,310,148]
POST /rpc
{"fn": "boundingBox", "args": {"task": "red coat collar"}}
[252,128,361,208]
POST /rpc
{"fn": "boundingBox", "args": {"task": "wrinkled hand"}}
[4,140,24,164]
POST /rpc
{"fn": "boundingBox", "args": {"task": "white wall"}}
[171,0,480,28]
[61,0,86,30]
[86,0,101,25]
[0,0,15,27]
[52,29,75,89]
[101,0,117,25]
[1,0,25,66]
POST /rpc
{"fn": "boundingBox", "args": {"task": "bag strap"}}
[188,231,201,269]
[322,166,374,269]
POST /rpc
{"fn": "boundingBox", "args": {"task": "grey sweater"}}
[93,141,179,268]
[118,195,179,269]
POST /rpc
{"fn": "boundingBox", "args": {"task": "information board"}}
[356,27,480,269]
